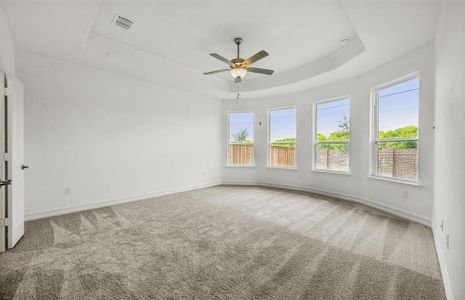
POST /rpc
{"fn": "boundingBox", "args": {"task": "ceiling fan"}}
[204,37,274,83]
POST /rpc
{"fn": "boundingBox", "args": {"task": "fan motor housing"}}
[230,58,246,69]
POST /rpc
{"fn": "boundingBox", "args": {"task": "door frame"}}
[0,72,7,252]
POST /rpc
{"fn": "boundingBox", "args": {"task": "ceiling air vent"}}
[113,15,133,30]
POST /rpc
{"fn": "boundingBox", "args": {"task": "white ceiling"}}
[91,0,356,79]
[0,0,440,99]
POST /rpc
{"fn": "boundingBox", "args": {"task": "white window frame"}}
[267,106,298,169]
[370,72,420,184]
[226,111,255,167]
[312,96,351,175]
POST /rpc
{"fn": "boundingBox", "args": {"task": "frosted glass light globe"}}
[230,68,247,79]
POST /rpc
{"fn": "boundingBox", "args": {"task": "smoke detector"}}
[112,15,133,30]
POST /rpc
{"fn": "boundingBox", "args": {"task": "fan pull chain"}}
[236,81,240,100]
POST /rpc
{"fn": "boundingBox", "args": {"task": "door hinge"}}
[0,179,11,187]
[0,218,8,227]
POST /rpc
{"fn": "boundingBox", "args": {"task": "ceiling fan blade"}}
[203,69,230,75]
[247,67,274,75]
[245,50,269,66]
[209,53,232,65]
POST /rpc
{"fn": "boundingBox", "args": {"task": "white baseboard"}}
[221,180,432,226]
[432,225,454,300]
[25,179,431,227]
[25,181,221,221]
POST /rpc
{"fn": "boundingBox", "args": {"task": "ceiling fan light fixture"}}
[204,38,272,81]
[230,67,247,79]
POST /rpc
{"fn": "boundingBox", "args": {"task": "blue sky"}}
[269,108,297,141]
[378,77,419,132]
[229,77,419,141]
[229,112,254,141]
[316,98,350,136]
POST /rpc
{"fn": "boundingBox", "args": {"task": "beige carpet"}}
[0,185,445,299]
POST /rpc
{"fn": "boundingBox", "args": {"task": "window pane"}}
[269,108,297,167]
[378,77,419,139]
[377,141,418,181]
[229,112,254,143]
[270,143,295,167]
[315,143,349,172]
[270,108,297,142]
[316,98,350,142]
[228,112,254,166]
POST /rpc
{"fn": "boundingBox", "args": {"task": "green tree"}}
[338,114,350,133]
[236,128,249,143]
[317,133,326,142]
[379,125,417,149]
[272,137,296,148]
[317,114,350,151]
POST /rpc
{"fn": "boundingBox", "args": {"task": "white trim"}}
[225,165,256,168]
[265,166,298,170]
[313,96,351,173]
[25,181,221,221]
[312,169,351,176]
[432,226,454,300]
[221,181,431,226]
[370,73,421,184]
[226,111,255,166]
[368,175,423,187]
[371,71,421,90]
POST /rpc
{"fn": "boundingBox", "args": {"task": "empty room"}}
[0,0,464,299]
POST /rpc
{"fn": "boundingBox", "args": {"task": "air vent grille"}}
[113,16,133,30]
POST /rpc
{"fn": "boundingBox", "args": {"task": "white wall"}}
[0,5,15,74]
[222,43,435,225]
[434,0,465,299]
[17,51,222,219]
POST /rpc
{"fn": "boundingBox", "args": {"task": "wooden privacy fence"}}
[229,145,416,178]
[270,146,295,167]
[229,144,253,165]
[228,144,296,167]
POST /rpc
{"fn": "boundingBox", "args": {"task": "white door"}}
[7,75,25,249]
[0,72,6,252]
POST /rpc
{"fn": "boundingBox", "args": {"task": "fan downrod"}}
[234,37,243,60]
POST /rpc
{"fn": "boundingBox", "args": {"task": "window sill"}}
[312,169,351,176]
[225,165,256,168]
[266,166,298,170]
[368,175,422,187]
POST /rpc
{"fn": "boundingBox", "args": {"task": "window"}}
[268,107,297,168]
[372,75,419,182]
[314,98,350,172]
[227,112,254,166]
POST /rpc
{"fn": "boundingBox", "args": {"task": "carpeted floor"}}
[0,185,445,299]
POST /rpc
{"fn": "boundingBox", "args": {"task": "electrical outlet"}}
[64,187,71,195]
[440,219,444,232]
[446,232,450,250]
[402,190,409,199]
